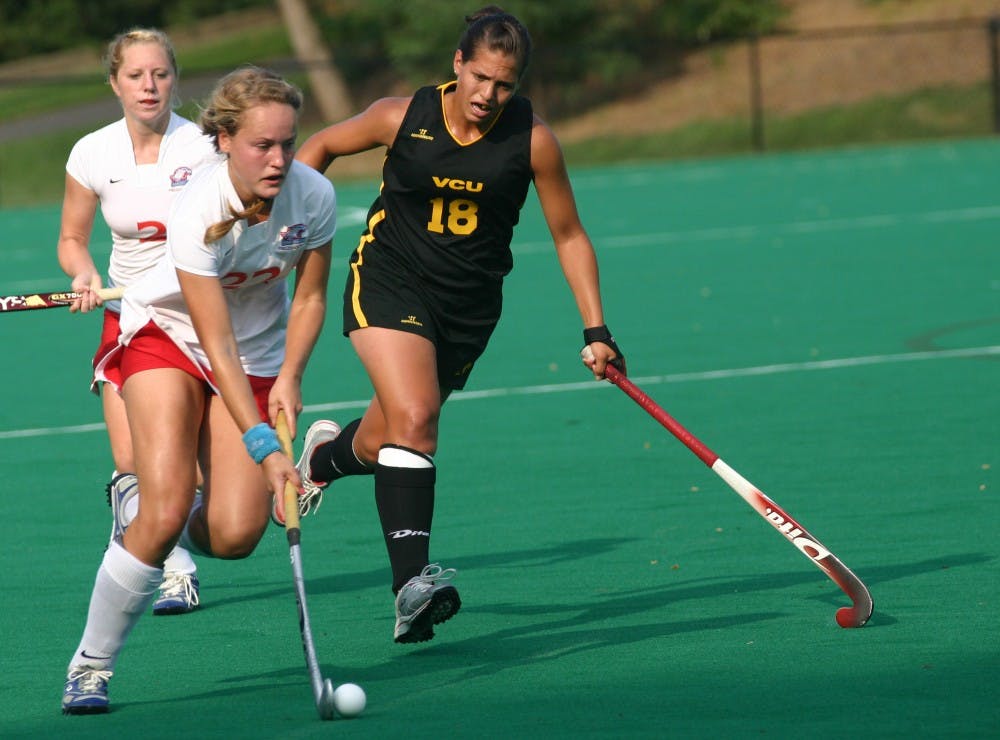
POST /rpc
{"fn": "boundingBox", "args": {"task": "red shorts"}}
[120,321,275,422]
[92,309,124,392]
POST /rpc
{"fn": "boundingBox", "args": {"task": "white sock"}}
[176,495,212,558]
[163,545,198,575]
[69,541,161,672]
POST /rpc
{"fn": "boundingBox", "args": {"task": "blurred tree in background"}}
[0,0,271,61]
[314,0,786,115]
[0,0,785,118]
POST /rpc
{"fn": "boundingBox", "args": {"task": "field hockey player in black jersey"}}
[292,5,626,645]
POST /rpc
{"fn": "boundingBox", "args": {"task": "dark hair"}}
[458,6,532,77]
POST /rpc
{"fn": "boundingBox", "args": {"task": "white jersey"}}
[66,112,221,310]
[119,159,336,379]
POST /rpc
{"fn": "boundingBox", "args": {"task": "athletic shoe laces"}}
[67,668,112,692]
[159,572,200,607]
[415,563,456,585]
[298,482,325,516]
[399,564,457,604]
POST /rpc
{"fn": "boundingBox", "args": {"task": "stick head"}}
[318,678,336,720]
[836,604,872,628]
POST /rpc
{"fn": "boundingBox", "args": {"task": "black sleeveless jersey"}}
[358,82,534,294]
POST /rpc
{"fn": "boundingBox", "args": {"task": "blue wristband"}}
[242,423,280,464]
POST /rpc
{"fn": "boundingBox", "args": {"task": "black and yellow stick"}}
[0,285,124,312]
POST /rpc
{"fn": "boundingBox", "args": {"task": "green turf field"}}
[2,138,997,738]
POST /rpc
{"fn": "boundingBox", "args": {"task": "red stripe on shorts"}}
[120,321,274,422]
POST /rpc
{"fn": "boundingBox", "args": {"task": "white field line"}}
[2,345,996,440]
[511,204,1000,255]
[6,204,999,289]
[5,208,373,290]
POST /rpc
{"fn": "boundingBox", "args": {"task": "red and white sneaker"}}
[271,419,341,526]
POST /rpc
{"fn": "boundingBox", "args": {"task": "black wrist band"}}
[583,325,613,345]
[582,324,626,372]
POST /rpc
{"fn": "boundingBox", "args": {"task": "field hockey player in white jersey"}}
[62,65,336,715]
[56,28,222,616]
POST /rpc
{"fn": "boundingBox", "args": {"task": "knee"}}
[145,501,194,540]
[207,522,265,560]
[391,404,440,453]
[129,502,192,561]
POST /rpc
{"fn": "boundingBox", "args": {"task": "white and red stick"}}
[0,286,124,312]
[604,364,873,628]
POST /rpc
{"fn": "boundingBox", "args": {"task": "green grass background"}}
[1,139,997,738]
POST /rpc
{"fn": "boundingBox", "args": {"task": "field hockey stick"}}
[275,411,337,720]
[603,364,873,628]
[0,285,124,312]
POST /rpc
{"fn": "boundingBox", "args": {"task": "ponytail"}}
[204,198,268,244]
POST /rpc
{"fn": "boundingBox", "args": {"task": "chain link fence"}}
[552,15,1000,155]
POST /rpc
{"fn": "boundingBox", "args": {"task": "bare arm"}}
[531,115,620,378]
[177,269,300,493]
[296,97,411,173]
[56,174,103,313]
[178,270,263,433]
[268,242,332,439]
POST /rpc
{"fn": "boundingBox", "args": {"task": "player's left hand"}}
[580,324,626,380]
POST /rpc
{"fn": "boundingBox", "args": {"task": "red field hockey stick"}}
[604,364,873,628]
[0,286,124,312]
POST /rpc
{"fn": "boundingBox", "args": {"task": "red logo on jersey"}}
[278,223,308,250]
[170,167,193,187]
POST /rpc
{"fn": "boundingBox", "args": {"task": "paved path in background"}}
[0,72,221,143]
[0,99,121,141]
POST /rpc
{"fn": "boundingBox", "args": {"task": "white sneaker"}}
[394,564,461,644]
[271,419,341,526]
[152,572,200,616]
[62,667,112,715]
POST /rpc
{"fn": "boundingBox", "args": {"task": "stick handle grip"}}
[604,365,718,466]
[95,286,125,301]
[275,410,302,531]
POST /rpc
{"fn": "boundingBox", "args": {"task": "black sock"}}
[374,448,435,593]
[309,418,373,482]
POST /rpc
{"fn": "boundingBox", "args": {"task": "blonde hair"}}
[104,28,180,105]
[199,66,303,244]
